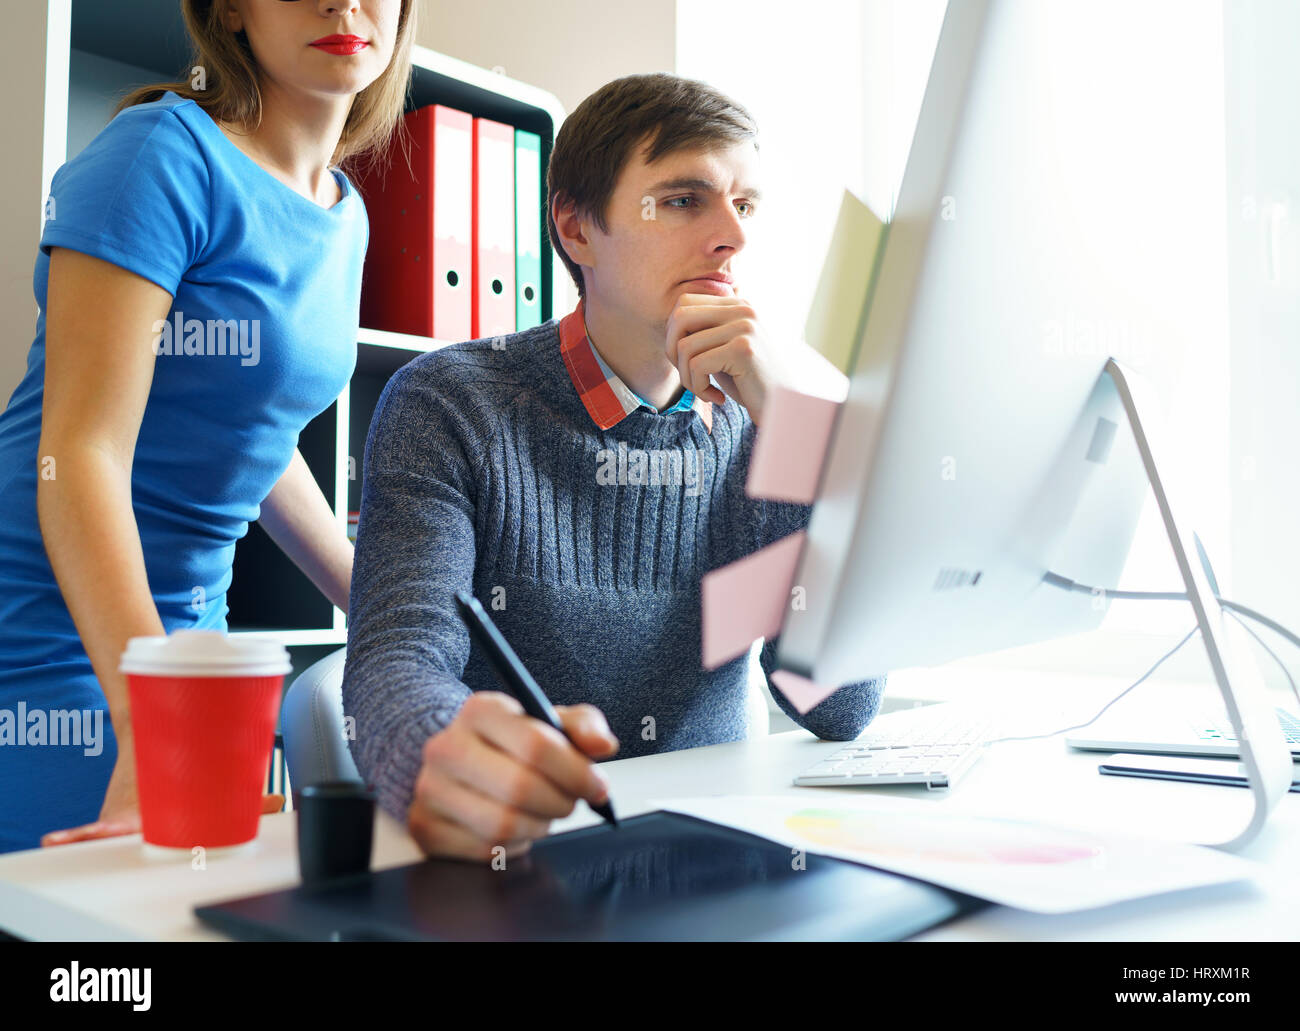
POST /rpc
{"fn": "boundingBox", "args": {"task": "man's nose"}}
[711,201,748,254]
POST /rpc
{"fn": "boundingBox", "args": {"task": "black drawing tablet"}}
[195,809,987,941]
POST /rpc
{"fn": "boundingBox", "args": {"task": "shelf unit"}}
[39,0,568,666]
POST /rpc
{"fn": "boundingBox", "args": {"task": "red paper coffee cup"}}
[120,630,290,850]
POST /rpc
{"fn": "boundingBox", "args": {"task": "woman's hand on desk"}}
[406,692,619,862]
[39,790,284,842]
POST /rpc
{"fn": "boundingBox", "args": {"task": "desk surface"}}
[2,668,1297,941]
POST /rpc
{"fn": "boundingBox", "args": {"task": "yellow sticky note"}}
[804,190,887,376]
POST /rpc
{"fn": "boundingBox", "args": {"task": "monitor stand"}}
[1103,357,1292,850]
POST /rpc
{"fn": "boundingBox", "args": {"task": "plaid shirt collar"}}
[558,299,714,434]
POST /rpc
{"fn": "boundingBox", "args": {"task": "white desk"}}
[1,668,1296,941]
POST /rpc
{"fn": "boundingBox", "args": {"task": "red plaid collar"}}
[558,299,714,434]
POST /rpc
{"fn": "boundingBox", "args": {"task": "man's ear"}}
[551,192,593,270]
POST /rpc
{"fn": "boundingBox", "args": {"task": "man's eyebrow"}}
[647,177,763,201]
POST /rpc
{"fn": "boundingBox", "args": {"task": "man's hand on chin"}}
[665,292,782,427]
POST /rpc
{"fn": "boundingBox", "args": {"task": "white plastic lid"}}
[119,629,291,677]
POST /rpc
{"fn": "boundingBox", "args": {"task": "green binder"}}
[514,130,543,331]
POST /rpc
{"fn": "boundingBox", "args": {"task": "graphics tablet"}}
[195,810,987,941]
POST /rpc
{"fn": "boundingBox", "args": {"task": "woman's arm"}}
[37,248,175,831]
[257,447,353,615]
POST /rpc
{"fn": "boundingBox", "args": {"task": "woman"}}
[0,0,416,852]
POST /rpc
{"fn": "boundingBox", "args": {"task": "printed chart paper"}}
[651,794,1257,914]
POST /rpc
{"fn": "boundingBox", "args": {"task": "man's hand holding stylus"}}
[407,692,618,861]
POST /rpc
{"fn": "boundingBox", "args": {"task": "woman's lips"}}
[311,40,369,55]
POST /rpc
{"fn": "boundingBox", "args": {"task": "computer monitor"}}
[776,0,1294,847]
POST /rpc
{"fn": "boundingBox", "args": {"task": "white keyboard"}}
[793,705,995,790]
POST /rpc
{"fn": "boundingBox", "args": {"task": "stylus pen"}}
[453,590,619,829]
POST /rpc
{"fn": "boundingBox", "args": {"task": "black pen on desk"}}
[453,590,619,829]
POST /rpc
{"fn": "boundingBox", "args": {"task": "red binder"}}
[357,104,473,341]
[471,117,517,339]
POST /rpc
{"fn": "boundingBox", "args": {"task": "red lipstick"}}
[311,35,368,55]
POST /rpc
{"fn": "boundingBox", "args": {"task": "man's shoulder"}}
[370,321,567,456]
[392,320,561,403]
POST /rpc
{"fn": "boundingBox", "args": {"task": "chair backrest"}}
[746,640,773,738]
[280,647,360,791]
[280,642,771,794]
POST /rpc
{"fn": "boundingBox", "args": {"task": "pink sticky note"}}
[701,531,806,670]
[746,385,840,504]
[770,669,841,714]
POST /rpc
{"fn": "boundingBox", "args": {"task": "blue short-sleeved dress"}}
[0,90,367,852]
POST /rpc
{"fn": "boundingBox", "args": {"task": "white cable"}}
[1040,570,1300,654]
[1219,598,1300,654]
[981,625,1201,746]
[988,568,1300,748]
[1224,608,1300,710]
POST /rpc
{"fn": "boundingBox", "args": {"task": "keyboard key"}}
[795,705,995,790]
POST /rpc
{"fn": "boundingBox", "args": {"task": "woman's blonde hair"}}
[113,0,417,179]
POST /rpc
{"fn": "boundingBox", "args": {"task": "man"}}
[343,73,887,861]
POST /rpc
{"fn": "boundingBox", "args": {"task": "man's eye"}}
[736,201,755,217]
[665,196,697,209]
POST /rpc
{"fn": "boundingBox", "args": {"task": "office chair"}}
[280,647,359,794]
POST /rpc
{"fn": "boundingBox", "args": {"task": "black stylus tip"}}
[591,797,619,828]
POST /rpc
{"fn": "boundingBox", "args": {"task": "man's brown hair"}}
[546,73,758,297]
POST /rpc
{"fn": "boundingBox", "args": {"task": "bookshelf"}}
[38,0,568,663]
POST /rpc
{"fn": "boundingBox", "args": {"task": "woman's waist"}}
[0,562,230,649]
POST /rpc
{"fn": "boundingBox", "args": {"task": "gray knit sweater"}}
[342,318,887,822]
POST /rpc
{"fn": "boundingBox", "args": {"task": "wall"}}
[414,1,675,117]
[0,1,67,404]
